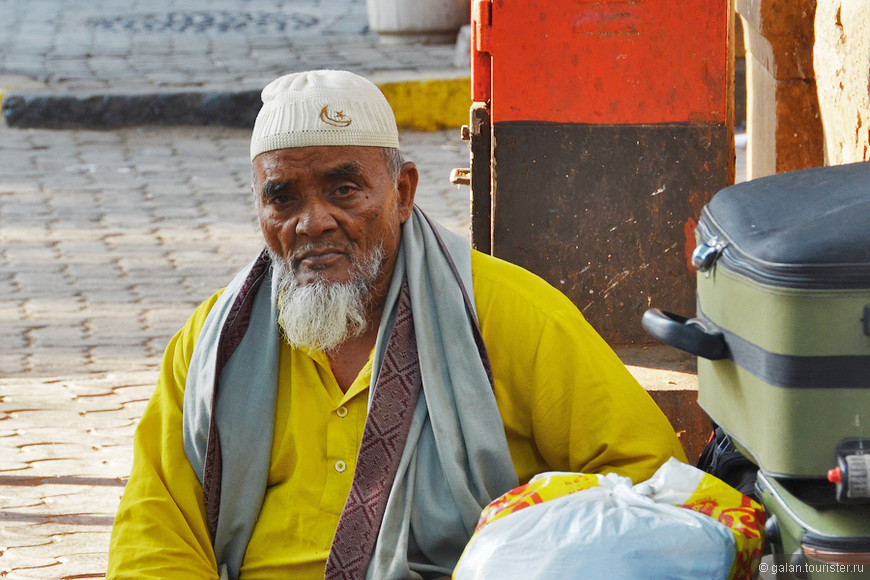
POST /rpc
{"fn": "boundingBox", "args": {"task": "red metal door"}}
[470,0,734,344]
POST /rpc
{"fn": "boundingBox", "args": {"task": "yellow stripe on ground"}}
[377,77,470,131]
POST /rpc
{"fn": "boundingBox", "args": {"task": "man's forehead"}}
[256,146,381,168]
[254,146,386,183]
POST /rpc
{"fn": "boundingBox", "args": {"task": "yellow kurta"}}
[108,250,685,579]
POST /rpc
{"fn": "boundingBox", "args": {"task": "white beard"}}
[269,246,385,353]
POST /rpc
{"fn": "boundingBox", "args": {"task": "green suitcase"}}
[645,161,870,482]
[644,161,870,578]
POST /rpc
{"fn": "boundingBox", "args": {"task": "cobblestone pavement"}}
[0,125,471,579]
[0,0,458,96]
[0,373,153,579]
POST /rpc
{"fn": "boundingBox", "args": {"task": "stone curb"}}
[1,90,262,129]
[1,76,471,131]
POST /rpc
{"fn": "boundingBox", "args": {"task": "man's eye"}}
[334,185,356,197]
[268,194,291,206]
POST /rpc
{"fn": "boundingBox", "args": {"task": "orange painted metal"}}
[480,0,729,124]
[471,0,493,102]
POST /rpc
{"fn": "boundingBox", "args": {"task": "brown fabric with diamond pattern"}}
[324,278,421,578]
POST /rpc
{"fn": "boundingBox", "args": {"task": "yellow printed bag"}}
[454,458,765,580]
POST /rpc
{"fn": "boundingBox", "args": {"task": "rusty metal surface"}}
[490,121,731,344]
[469,103,493,253]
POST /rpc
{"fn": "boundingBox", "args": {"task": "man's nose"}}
[295,198,338,238]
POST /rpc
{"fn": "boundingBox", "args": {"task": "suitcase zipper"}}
[696,213,870,290]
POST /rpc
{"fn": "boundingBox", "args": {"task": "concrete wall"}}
[737,0,824,179]
[739,0,870,174]
[814,0,870,164]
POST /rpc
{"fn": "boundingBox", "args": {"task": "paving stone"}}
[26,326,86,349]
[25,351,93,377]
[0,557,63,579]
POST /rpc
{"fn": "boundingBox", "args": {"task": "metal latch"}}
[450,168,471,186]
[450,125,472,185]
[691,236,725,273]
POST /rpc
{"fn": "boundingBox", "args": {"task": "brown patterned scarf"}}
[324,280,422,578]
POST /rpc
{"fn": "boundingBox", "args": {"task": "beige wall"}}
[814,0,870,164]
[737,0,824,179]
[738,0,870,176]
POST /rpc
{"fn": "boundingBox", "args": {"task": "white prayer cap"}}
[250,70,400,161]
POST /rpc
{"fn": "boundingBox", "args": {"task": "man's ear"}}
[396,161,418,222]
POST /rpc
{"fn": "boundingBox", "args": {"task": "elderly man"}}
[108,70,685,580]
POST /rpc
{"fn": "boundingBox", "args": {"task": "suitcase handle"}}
[642,308,729,360]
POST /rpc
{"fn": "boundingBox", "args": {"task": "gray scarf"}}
[182,207,518,579]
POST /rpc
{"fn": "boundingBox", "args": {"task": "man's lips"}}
[293,247,347,269]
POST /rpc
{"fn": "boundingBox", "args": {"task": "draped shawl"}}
[182,208,518,579]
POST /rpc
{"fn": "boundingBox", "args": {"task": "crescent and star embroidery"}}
[319,106,353,127]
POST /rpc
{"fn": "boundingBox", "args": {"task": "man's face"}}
[253,146,416,298]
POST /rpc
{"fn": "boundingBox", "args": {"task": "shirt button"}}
[335,460,347,473]
[336,406,348,418]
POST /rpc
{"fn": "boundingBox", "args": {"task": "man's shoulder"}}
[470,250,578,319]
[174,288,226,352]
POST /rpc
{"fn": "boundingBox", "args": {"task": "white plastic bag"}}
[453,458,758,580]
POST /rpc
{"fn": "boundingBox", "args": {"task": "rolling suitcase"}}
[643,161,870,577]
[645,161,870,483]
